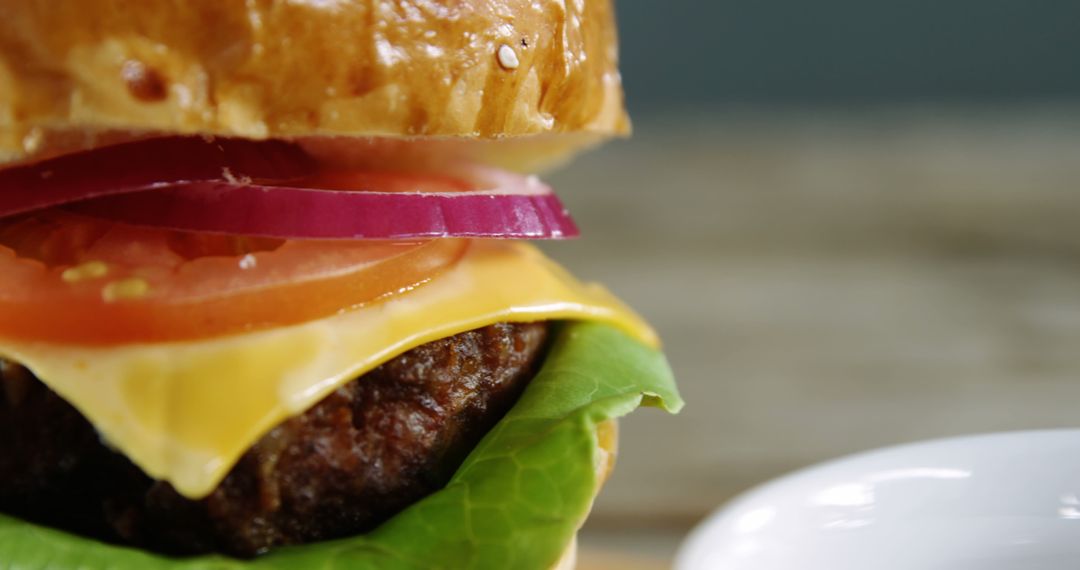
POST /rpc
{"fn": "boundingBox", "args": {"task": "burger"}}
[0,2,681,569]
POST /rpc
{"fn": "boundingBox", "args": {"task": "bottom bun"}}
[552,419,619,570]
[552,537,579,570]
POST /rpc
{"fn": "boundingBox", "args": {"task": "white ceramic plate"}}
[676,430,1080,570]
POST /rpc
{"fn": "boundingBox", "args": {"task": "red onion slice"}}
[0,137,315,217]
[1,137,578,239]
[69,167,580,239]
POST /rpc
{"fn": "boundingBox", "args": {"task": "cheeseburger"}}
[0,2,681,569]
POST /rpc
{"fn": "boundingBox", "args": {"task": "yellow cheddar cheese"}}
[0,242,655,498]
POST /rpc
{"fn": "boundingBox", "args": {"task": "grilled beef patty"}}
[0,321,548,557]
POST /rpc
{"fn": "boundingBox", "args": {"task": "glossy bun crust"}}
[551,419,618,570]
[0,0,628,166]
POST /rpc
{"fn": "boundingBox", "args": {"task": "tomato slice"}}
[0,211,468,345]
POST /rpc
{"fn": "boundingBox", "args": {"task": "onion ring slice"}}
[69,166,580,239]
[0,137,314,217]
[0,137,579,240]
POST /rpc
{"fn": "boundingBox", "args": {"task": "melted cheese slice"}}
[0,242,656,498]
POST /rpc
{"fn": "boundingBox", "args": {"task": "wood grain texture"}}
[548,108,1080,561]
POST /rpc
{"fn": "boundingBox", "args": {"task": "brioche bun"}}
[552,419,619,570]
[0,0,628,168]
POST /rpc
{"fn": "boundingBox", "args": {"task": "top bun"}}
[0,0,628,167]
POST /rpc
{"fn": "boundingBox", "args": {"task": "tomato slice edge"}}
[0,212,469,345]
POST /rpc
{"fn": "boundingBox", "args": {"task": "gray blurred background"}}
[620,0,1080,109]
[551,2,1080,568]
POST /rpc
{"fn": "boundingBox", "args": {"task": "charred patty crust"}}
[0,321,549,557]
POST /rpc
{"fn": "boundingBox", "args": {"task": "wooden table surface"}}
[546,107,1080,564]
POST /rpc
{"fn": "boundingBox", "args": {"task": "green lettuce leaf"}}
[0,321,682,570]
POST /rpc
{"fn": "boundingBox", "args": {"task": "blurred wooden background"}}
[543,108,1080,565]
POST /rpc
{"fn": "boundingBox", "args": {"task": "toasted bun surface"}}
[551,419,618,570]
[0,0,628,167]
